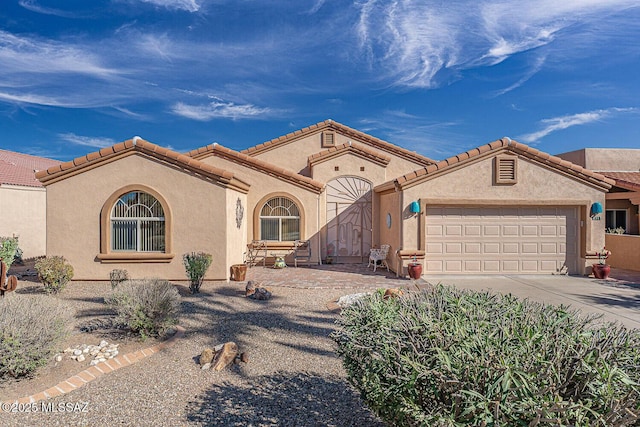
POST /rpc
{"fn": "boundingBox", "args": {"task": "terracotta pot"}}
[592,263,611,280]
[408,263,422,280]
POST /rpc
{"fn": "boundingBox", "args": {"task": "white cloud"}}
[172,100,273,120]
[18,0,79,18]
[0,31,119,78]
[518,107,637,143]
[355,0,640,89]
[493,55,546,97]
[58,133,118,148]
[137,0,200,12]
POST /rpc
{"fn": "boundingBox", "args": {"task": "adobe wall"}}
[0,185,47,259]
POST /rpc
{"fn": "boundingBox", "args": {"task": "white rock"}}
[97,357,106,363]
[90,360,99,366]
[336,292,371,308]
[83,348,89,354]
[73,349,83,356]
[99,340,108,348]
[77,355,86,362]
[55,355,63,362]
[64,347,73,353]
[201,363,211,370]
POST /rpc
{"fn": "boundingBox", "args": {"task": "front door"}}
[326,176,372,263]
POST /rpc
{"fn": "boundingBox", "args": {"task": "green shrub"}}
[106,279,180,339]
[332,285,640,426]
[35,256,74,294]
[109,269,129,289]
[0,295,72,378]
[183,252,212,293]
[0,236,19,269]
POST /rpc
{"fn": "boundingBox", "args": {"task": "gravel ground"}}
[1,281,385,427]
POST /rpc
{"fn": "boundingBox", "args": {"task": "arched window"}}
[111,191,165,252]
[259,196,300,241]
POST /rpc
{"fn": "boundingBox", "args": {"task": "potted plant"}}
[325,247,334,264]
[592,247,611,280]
[408,254,422,280]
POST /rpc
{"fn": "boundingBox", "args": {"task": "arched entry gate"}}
[325,176,372,263]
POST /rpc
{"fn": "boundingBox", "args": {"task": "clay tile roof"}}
[241,119,436,166]
[598,171,640,191]
[35,139,249,193]
[378,138,615,191]
[307,141,391,167]
[186,144,324,194]
[0,150,61,188]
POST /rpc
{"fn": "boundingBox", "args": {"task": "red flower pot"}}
[408,263,422,280]
[592,263,611,280]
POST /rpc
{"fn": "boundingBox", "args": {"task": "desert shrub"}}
[0,236,19,269]
[332,285,640,426]
[106,279,180,338]
[183,252,212,293]
[0,295,72,378]
[35,256,74,294]
[110,269,129,289]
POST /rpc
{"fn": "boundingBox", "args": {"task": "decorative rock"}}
[245,281,256,297]
[200,348,215,366]
[73,349,83,356]
[97,357,106,363]
[64,347,73,354]
[248,287,272,300]
[383,288,403,299]
[90,360,99,366]
[201,363,211,370]
[55,354,63,362]
[336,292,370,308]
[77,355,86,362]
[212,342,238,371]
[99,340,108,348]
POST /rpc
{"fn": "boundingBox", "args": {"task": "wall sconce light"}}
[410,200,421,214]
[590,202,603,217]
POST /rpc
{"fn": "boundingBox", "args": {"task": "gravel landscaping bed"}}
[1,280,384,426]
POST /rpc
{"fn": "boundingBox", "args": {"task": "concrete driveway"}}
[423,271,640,329]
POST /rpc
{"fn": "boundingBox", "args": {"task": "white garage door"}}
[425,206,579,274]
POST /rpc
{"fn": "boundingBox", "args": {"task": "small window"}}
[334,166,340,171]
[495,155,517,184]
[360,166,365,171]
[111,191,165,252]
[605,209,627,232]
[322,131,335,147]
[259,197,301,241]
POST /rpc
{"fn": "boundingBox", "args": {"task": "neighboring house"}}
[0,149,60,259]
[36,120,613,281]
[557,148,640,270]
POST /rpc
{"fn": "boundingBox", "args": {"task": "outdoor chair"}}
[293,240,312,267]
[244,240,267,267]
[368,244,390,272]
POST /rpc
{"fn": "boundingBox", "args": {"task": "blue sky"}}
[1,0,639,162]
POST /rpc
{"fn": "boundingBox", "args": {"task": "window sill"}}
[97,253,175,263]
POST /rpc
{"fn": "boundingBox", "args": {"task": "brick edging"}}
[1,326,185,408]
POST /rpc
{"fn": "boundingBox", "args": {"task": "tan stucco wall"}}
[226,191,248,278]
[396,153,607,274]
[250,131,429,182]
[311,154,387,186]
[557,148,640,171]
[45,154,233,280]
[0,185,47,259]
[197,155,322,264]
[605,234,640,271]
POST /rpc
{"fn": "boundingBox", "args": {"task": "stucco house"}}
[36,120,614,281]
[0,149,60,259]
[557,148,640,270]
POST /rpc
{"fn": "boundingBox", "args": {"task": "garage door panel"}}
[503,243,519,254]
[503,225,519,236]
[425,206,579,274]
